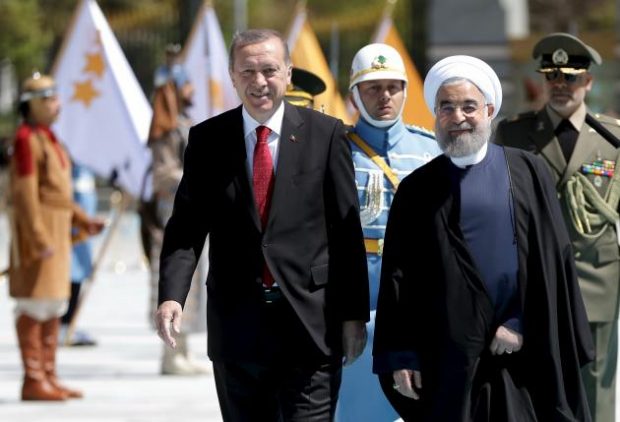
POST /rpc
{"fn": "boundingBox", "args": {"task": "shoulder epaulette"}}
[405,124,435,139]
[592,113,620,128]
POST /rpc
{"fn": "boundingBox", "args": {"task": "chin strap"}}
[351,85,406,129]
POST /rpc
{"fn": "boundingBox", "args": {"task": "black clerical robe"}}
[373,146,594,422]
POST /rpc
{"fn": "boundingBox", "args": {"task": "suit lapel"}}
[265,103,304,232]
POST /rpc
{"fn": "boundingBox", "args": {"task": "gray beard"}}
[436,120,491,158]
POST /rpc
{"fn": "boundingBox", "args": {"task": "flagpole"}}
[385,0,398,18]
[234,0,247,31]
[329,21,339,80]
[63,188,128,346]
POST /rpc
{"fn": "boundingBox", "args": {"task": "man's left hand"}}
[342,320,367,366]
[490,325,523,355]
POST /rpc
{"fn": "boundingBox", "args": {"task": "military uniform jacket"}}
[350,118,440,310]
[495,106,620,321]
[9,123,90,299]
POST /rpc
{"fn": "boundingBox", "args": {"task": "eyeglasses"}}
[544,70,582,83]
[436,102,487,117]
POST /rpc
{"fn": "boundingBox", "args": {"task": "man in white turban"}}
[373,55,594,421]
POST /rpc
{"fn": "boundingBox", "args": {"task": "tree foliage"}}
[0,0,51,81]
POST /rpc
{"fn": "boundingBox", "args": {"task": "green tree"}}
[0,0,51,82]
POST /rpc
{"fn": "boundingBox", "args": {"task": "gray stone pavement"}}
[0,213,222,422]
[2,212,620,421]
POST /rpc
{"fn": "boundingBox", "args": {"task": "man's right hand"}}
[393,368,422,400]
[155,300,183,348]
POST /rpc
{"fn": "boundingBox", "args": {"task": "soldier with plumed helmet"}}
[495,32,620,422]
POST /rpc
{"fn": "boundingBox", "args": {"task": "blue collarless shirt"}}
[449,143,521,331]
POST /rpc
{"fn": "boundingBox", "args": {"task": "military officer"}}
[495,33,620,422]
[284,67,326,109]
[335,43,442,422]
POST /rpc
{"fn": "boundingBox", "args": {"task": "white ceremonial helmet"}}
[349,43,408,128]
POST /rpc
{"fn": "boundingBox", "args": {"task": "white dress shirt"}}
[242,102,285,179]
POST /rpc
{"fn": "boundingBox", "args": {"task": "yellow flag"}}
[287,7,352,124]
[374,15,434,130]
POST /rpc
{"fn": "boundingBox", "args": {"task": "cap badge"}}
[371,55,388,70]
[552,48,569,66]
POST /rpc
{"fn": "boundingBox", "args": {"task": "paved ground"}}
[1,211,620,421]
[0,213,222,422]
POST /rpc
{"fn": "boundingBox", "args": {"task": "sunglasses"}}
[544,70,582,83]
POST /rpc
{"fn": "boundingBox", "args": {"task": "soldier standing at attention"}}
[336,43,441,422]
[495,32,620,422]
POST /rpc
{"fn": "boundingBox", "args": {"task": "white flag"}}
[182,2,238,124]
[52,0,152,198]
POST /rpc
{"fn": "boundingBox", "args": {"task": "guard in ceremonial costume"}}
[148,69,210,376]
[8,73,103,401]
[495,33,620,422]
[336,43,441,422]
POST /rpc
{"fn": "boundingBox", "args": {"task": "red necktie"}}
[253,125,275,287]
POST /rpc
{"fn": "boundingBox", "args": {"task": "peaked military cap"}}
[285,68,326,107]
[533,32,602,74]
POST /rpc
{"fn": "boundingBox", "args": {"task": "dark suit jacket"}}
[159,103,369,363]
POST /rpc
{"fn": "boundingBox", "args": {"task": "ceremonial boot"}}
[178,333,212,375]
[41,318,83,399]
[16,314,67,401]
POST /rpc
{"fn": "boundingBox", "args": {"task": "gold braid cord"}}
[565,151,620,239]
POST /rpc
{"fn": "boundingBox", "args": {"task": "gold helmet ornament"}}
[349,43,407,128]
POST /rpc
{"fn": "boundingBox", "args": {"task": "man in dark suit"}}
[155,29,369,421]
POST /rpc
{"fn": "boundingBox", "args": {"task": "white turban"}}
[423,55,502,119]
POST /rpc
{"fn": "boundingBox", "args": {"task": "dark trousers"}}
[583,321,617,422]
[60,282,81,325]
[214,359,341,422]
[212,295,342,421]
